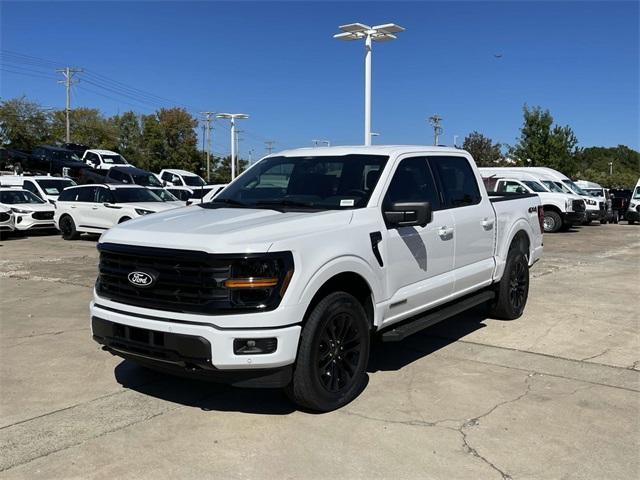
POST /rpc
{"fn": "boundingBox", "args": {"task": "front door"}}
[382,156,455,326]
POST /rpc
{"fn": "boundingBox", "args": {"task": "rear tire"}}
[59,215,80,240]
[490,249,529,320]
[543,210,562,233]
[287,292,370,412]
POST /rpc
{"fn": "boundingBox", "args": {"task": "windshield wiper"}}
[255,199,316,209]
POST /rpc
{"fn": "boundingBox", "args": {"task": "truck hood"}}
[100,206,354,253]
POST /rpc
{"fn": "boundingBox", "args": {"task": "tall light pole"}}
[334,23,405,146]
[453,135,459,147]
[216,113,249,180]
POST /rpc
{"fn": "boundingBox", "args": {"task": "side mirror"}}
[383,201,432,228]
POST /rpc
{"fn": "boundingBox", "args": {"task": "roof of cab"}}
[65,183,144,190]
[161,168,200,176]
[85,149,120,155]
[270,145,467,158]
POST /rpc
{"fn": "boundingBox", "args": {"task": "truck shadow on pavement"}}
[113,306,490,414]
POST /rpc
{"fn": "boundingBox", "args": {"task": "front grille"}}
[572,200,586,212]
[32,211,54,220]
[0,212,10,222]
[96,243,292,314]
[98,243,231,314]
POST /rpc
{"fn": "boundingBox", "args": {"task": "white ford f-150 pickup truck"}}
[91,146,543,411]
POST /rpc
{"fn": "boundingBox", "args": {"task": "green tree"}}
[574,145,639,188]
[50,108,117,148]
[462,131,503,166]
[0,96,52,150]
[210,155,249,183]
[510,105,580,175]
[113,111,143,166]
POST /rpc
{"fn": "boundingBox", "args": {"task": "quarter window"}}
[96,188,114,204]
[383,157,440,209]
[429,156,481,208]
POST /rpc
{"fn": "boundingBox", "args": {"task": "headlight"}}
[565,199,572,212]
[11,207,31,214]
[224,254,294,308]
[134,208,154,215]
[586,199,597,206]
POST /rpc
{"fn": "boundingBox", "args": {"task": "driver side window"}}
[383,157,440,209]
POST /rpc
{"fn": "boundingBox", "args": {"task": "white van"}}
[504,167,605,224]
[479,168,586,232]
[626,178,640,224]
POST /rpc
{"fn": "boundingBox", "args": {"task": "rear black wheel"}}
[490,249,529,320]
[60,215,80,240]
[287,291,370,412]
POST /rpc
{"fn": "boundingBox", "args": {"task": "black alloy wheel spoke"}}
[317,312,363,393]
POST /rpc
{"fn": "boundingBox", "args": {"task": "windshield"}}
[35,178,76,195]
[183,175,206,187]
[583,188,603,197]
[634,187,640,199]
[112,188,162,203]
[0,190,45,204]
[150,188,179,202]
[101,154,128,165]
[542,180,563,193]
[211,154,389,210]
[562,179,588,196]
[132,173,162,187]
[51,150,82,162]
[522,180,547,193]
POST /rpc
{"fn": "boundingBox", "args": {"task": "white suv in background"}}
[0,175,76,205]
[158,169,218,201]
[82,150,132,171]
[54,184,178,240]
[0,187,56,231]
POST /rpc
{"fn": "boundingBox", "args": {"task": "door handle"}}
[438,226,454,239]
[481,218,494,230]
[70,205,76,209]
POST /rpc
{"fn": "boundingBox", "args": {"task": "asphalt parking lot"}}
[1,224,639,479]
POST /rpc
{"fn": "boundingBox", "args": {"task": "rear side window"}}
[429,156,481,208]
[58,188,78,202]
[76,186,97,202]
[383,157,440,209]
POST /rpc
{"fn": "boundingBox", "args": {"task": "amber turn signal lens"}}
[225,277,279,289]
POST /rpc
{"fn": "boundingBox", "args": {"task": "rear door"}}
[382,156,455,325]
[429,156,496,296]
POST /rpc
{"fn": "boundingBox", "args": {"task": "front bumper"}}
[90,301,301,385]
[625,210,640,222]
[13,214,56,231]
[562,211,586,225]
[585,209,604,221]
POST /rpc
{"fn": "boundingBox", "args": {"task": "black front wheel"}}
[490,249,529,320]
[287,292,370,412]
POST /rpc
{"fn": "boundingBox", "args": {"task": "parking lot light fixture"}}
[216,113,249,180]
[334,23,405,146]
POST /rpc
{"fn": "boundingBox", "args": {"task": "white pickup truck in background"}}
[90,146,543,411]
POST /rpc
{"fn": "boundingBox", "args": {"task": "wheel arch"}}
[494,220,534,282]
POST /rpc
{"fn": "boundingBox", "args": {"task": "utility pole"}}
[248,148,254,164]
[609,161,613,175]
[453,135,459,147]
[428,114,443,146]
[200,112,216,182]
[235,130,244,168]
[265,140,275,155]
[56,67,83,143]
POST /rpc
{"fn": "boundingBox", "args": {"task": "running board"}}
[380,290,495,342]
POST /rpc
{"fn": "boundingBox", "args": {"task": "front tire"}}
[59,215,80,240]
[490,249,529,320]
[543,210,562,233]
[287,292,370,412]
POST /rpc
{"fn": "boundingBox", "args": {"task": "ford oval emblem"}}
[128,271,155,288]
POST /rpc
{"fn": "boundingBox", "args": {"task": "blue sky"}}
[1,1,638,157]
